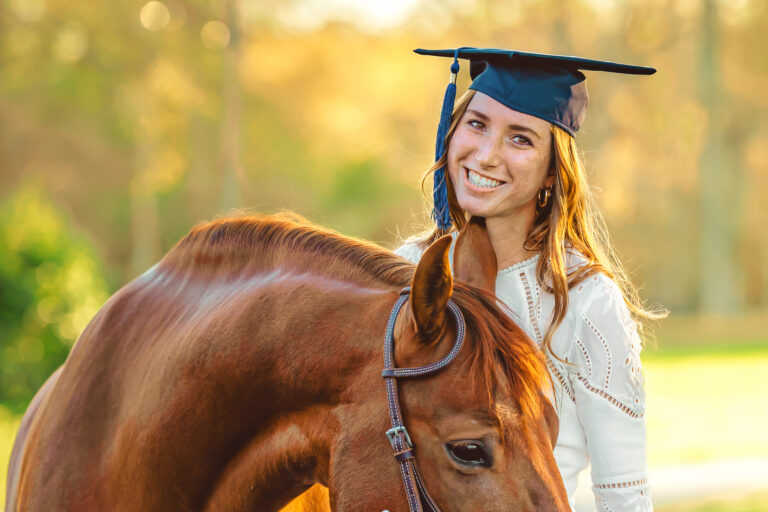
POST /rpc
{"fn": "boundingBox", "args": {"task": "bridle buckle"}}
[385,426,413,450]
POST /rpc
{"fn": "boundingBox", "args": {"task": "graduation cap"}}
[416,47,656,230]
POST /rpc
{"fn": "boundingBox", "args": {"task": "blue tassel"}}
[432,54,461,231]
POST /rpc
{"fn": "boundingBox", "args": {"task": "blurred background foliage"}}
[1,0,767,509]
[1,0,766,311]
[0,185,108,412]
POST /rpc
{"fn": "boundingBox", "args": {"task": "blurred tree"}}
[0,185,109,412]
[217,0,246,212]
[697,0,744,313]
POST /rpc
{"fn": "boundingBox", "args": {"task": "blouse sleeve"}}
[570,275,653,511]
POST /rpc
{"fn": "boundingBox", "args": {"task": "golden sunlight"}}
[52,24,88,63]
[201,21,230,50]
[264,0,421,32]
[9,0,46,23]
[140,1,170,32]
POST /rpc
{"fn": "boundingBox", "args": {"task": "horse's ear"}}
[453,216,497,295]
[410,235,453,343]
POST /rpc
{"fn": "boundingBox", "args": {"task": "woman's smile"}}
[464,166,507,192]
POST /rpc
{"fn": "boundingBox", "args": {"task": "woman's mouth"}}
[465,167,505,191]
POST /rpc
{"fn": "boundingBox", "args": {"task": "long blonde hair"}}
[416,90,665,355]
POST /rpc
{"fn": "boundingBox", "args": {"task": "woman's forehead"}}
[467,91,552,135]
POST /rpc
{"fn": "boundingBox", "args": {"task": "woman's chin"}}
[457,200,494,219]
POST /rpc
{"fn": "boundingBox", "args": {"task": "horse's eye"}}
[445,440,491,467]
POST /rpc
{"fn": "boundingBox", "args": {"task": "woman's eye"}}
[446,440,492,467]
[511,135,532,146]
[467,119,485,130]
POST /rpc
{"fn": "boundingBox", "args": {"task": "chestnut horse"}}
[6,214,569,511]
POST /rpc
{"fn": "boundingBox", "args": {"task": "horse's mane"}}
[162,212,548,422]
[162,211,413,288]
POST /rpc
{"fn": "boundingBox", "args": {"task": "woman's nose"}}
[475,137,501,168]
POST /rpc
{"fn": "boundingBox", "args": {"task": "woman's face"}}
[447,92,554,222]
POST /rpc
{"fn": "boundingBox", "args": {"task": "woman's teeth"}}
[467,169,502,189]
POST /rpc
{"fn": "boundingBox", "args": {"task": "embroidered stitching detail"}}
[596,482,652,512]
[520,272,543,344]
[498,254,540,275]
[535,279,542,331]
[520,271,575,402]
[575,336,592,378]
[547,356,575,401]
[623,322,645,390]
[594,478,648,490]
[599,497,614,512]
[582,314,612,387]
[575,375,644,418]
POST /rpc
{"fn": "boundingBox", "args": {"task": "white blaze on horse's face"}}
[447,91,554,222]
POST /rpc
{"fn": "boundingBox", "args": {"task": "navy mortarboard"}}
[417,47,656,230]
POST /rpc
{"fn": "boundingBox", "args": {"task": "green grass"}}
[644,345,768,466]
[1,407,22,508]
[657,490,768,512]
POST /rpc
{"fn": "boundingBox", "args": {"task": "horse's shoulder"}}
[5,366,64,510]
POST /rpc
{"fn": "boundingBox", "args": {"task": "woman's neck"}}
[484,206,538,270]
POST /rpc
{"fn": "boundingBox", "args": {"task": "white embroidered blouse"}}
[394,241,652,512]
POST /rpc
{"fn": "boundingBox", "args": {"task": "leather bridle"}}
[381,287,466,512]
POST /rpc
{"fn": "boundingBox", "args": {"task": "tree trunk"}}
[219,0,246,213]
[697,0,743,313]
[129,184,161,278]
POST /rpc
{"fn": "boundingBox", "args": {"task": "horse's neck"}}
[142,269,393,509]
[226,271,389,401]
[189,273,392,509]
[22,265,394,511]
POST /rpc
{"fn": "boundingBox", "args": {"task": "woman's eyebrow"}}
[466,109,542,140]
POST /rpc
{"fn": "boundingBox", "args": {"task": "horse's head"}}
[329,217,569,511]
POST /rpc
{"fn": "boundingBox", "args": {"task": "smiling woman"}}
[447,93,553,232]
[396,47,666,511]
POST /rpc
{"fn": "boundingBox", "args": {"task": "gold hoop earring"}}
[537,186,552,208]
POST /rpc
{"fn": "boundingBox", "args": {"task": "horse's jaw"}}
[202,406,336,511]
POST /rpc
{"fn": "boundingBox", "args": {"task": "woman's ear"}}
[453,216,497,295]
[410,235,453,342]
